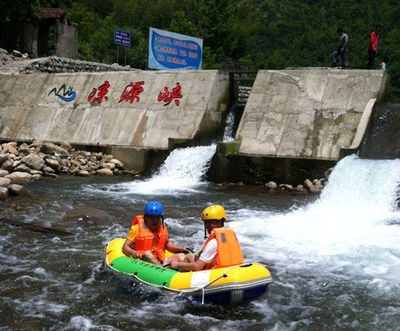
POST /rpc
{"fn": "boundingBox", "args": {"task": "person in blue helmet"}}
[122,201,189,266]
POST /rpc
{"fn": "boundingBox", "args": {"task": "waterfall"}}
[124,145,216,195]
[222,102,245,142]
[235,155,400,282]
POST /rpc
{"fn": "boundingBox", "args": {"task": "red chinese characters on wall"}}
[158,82,182,106]
[119,81,145,103]
[88,81,110,103]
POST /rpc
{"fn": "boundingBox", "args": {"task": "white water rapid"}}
[119,144,216,195]
[234,155,400,293]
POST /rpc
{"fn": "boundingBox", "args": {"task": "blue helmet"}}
[144,201,163,216]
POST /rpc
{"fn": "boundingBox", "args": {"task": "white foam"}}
[235,155,400,284]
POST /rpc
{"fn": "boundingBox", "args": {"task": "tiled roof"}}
[36,8,66,19]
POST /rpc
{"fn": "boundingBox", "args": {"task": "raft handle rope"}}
[171,263,252,304]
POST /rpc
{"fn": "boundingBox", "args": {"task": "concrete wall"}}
[0,70,229,149]
[236,69,389,161]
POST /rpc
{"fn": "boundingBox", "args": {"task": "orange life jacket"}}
[131,215,169,261]
[201,227,244,269]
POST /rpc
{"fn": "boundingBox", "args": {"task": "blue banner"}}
[114,29,131,47]
[148,27,203,70]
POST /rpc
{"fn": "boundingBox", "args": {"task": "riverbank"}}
[0,140,137,200]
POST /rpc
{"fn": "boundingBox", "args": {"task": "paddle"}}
[0,218,74,236]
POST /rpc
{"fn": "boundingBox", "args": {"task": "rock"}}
[14,164,31,173]
[59,141,73,151]
[61,207,112,225]
[8,184,27,196]
[0,154,8,165]
[304,179,314,190]
[96,168,113,176]
[30,141,43,149]
[310,183,324,193]
[1,159,13,171]
[324,167,334,178]
[5,171,34,182]
[281,184,294,191]
[0,187,8,200]
[296,184,308,194]
[110,159,124,169]
[22,154,44,170]
[30,169,43,175]
[12,50,22,57]
[45,158,61,172]
[18,143,31,155]
[265,181,278,190]
[0,169,9,177]
[41,142,68,156]
[102,162,116,170]
[0,177,11,187]
[2,143,18,155]
[78,170,90,177]
[43,166,55,174]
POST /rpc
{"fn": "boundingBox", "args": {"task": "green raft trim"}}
[110,256,178,287]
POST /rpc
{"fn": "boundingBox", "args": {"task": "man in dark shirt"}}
[331,28,348,68]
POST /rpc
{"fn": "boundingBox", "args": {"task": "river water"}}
[1,145,400,330]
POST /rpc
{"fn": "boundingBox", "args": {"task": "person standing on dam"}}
[367,25,382,69]
[331,27,349,68]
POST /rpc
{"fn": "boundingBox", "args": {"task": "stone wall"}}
[236,68,389,161]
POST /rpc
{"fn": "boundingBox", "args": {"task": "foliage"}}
[1,0,400,92]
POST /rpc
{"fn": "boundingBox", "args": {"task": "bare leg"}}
[142,251,162,266]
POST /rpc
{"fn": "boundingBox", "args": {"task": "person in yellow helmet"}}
[170,205,244,271]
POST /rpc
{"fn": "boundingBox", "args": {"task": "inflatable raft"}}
[104,238,272,304]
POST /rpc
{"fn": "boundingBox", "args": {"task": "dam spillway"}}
[0,66,391,178]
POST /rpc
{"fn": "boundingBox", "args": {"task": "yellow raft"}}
[104,238,272,304]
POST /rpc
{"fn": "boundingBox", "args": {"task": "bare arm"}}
[122,238,141,258]
[165,240,189,253]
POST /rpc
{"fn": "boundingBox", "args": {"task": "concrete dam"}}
[0,67,391,182]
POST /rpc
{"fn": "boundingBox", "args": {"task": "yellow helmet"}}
[201,205,227,222]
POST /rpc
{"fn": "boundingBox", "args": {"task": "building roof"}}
[36,8,66,20]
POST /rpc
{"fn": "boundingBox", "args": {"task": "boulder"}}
[96,168,113,176]
[296,184,306,192]
[1,159,13,171]
[0,169,9,177]
[0,177,11,187]
[0,154,8,165]
[5,171,34,182]
[110,159,124,169]
[43,166,55,174]
[78,170,90,177]
[310,183,324,193]
[304,179,314,190]
[102,162,116,170]
[265,181,278,190]
[45,158,61,172]
[14,164,32,173]
[281,184,294,191]
[0,187,8,200]
[61,207,112,225]
[41,142,68,156]
[1,143,18,155]
[59,141,73,151]
[22,154,44,170]
[8,184,27,196]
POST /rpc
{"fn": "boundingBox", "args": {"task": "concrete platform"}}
[236,68,389,161]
